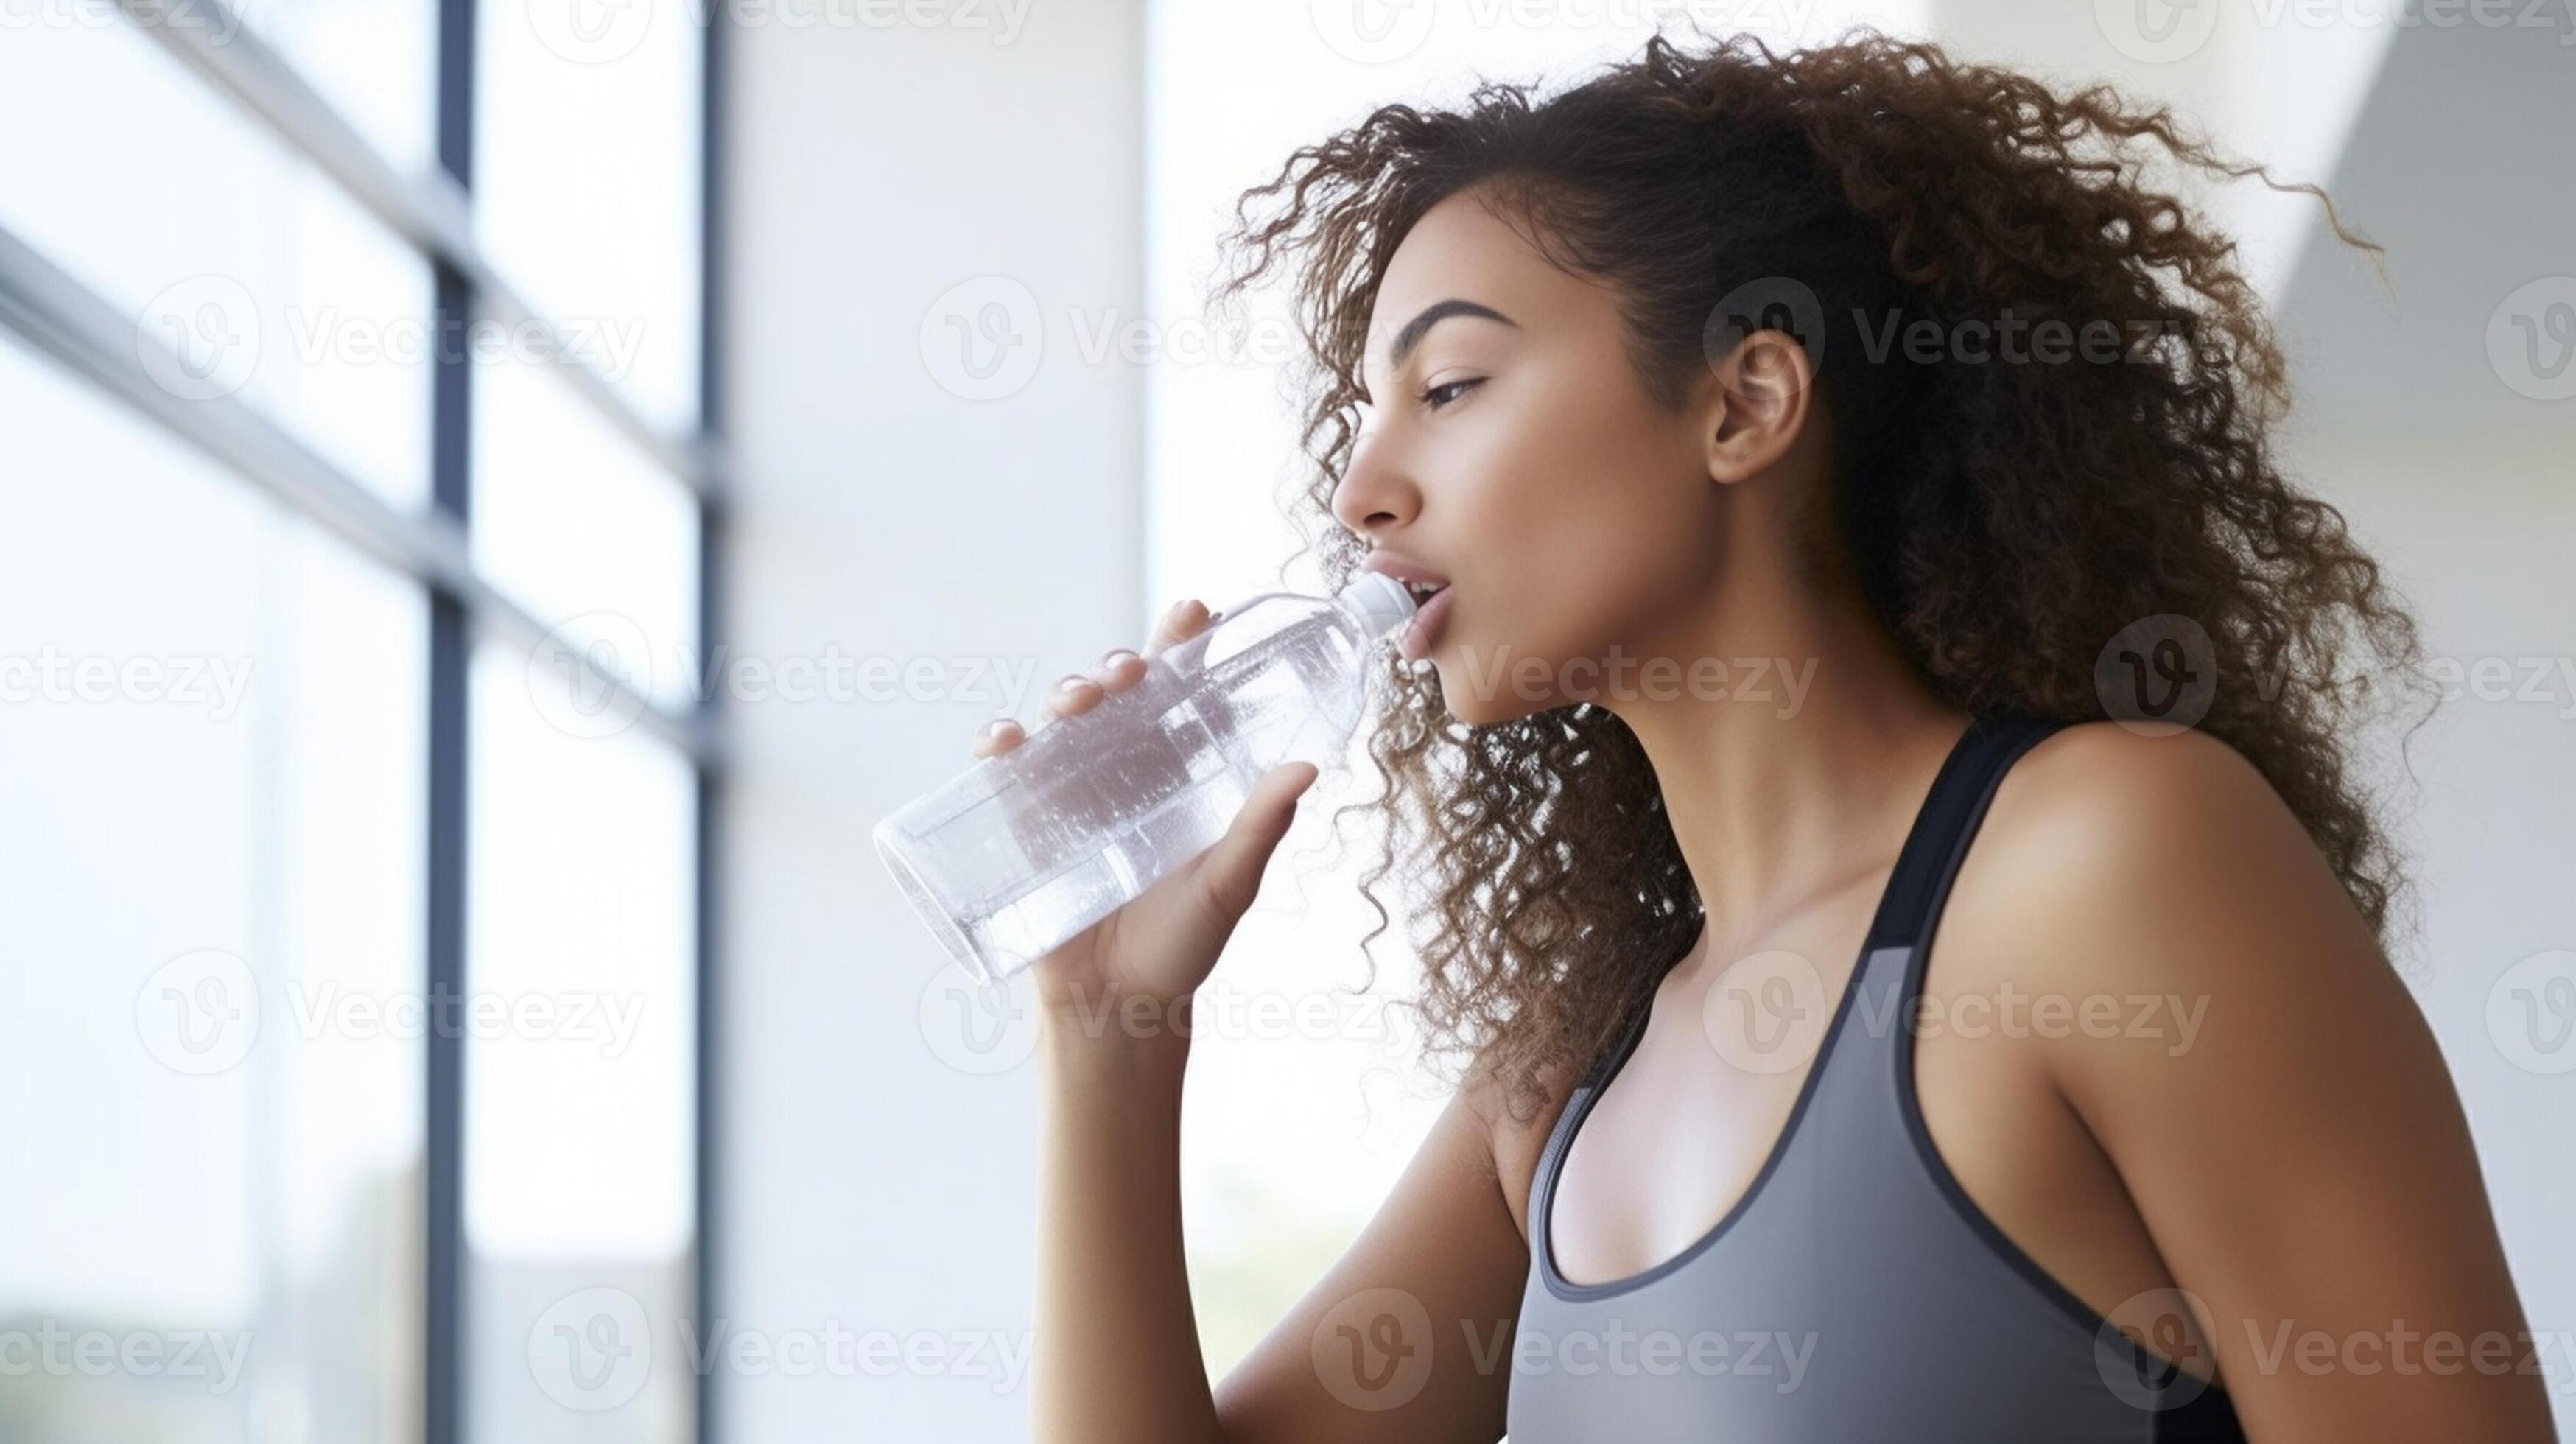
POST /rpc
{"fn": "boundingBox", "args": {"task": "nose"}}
[1329,426,1420,539]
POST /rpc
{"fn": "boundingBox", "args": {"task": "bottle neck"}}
[1333,573,1417,641]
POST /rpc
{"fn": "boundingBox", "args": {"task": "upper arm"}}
[1997,724,2552,1441]
[1211,1070,1543,1444]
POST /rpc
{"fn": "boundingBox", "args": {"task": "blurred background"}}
[0,1,2567,1440]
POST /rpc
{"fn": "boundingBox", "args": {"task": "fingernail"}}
[1056,673,1087,693]
[1101,648,1140,669]
[978,718,1018,740]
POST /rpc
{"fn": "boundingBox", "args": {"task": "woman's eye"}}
[1419,377,1483,412]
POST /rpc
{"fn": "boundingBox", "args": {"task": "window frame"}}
[0,2,726,1439]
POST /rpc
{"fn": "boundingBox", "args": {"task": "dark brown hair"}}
[1210,29,2426,1121]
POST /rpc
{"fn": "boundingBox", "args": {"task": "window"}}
[0,4,720,1441]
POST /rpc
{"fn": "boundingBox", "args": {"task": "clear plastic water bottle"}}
[874,572,1417,986]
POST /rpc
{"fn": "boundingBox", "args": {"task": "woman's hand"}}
[971,597,1320,1023]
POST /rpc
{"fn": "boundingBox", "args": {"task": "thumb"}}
[1191,761,1320,922]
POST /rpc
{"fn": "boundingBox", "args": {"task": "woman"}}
[969,30,2552,1442]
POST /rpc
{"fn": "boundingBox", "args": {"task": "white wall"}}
[2268,18,2576,1432]
[718,4,1147,1438]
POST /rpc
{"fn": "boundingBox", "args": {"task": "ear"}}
[1699,328,1816,487]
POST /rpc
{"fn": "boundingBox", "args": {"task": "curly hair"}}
[1208,28,2429,1123]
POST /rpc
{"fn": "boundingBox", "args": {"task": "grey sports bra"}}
[1507,714,2247,1442]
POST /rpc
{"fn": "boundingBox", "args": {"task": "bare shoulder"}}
[1931,716,2436,1143]
[1937,715,2458,1197]
[1931,731,2551,1436]
[1943,718,2383,997]
[1968,718,2332,896]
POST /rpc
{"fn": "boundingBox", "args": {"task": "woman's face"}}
[1332,189,1748,729]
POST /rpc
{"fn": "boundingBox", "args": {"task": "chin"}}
[1427,648,1549,729]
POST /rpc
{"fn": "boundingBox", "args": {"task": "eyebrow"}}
[1386,298,1518,372]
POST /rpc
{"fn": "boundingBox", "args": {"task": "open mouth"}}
[1358,553,1453,659]
[1397,580,1454,662]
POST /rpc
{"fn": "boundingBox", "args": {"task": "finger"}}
[1041,671,1101,722]
[1189,760,1320,922]
[1095,647,1147,694]
[1143,597,1213,660]
[972,716,1024,758]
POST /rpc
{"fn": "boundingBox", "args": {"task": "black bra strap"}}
[1861,713,2070,954]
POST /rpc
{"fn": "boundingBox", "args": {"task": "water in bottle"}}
[874,572,1417,985]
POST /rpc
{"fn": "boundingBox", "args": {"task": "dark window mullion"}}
[427,2,477,1443]
[694,9,726,1443]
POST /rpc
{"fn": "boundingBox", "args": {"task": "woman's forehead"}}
[1364,197,1590,366]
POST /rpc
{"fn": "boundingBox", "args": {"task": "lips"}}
[1400,585,1454,662]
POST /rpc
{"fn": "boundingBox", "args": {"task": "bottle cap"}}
[1337,572,1417,639]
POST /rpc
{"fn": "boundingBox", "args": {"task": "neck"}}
[1600,552,1970,963]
